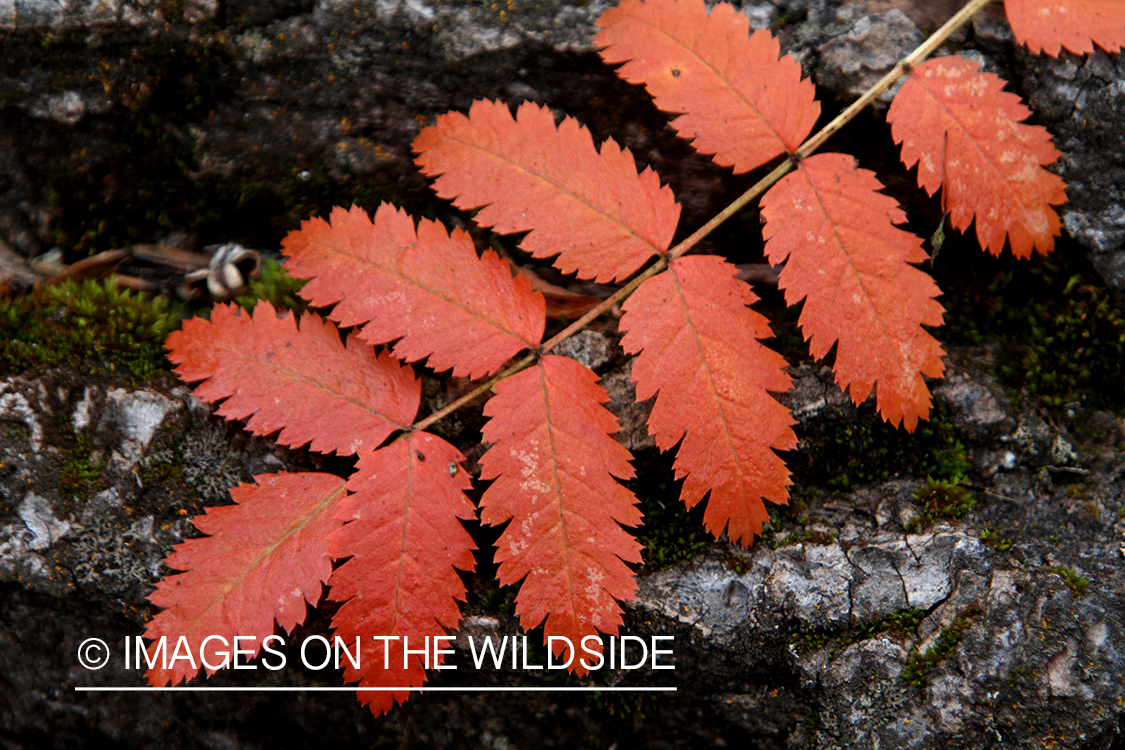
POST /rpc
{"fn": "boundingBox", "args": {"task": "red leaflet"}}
[282,203,545,379]
[596,0,819,173]
[327,433,476,715]
[619,256,795,546]
[166,303,419,455]
[760,153,946,431]
[887,56,1067,258]
[1005,0,1125,56]
[145,472,348,686]
[478,356,642,672]
[414,99,680,284]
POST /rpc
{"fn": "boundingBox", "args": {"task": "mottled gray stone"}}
[553,330,613,372]
[934,369,1014,439]
[815,8,923,101]
[1022,50,1125,299]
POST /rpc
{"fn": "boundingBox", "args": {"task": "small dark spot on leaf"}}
[415,451,426,461]
[671,68,681,77]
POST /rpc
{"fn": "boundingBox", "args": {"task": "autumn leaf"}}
[414,99,680,284]
[145,472,348,686]
[282,203,545,379]
[760,153,946,431]
[166,302,419,455]
[328,433,476,716]
[596,0,820,173]
[619,255,795,546]
[887,55,1067,258]
[478,356,642,672]
[1005,0,1125,56]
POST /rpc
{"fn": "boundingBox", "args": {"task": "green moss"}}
[626,456,709,570]
[0,277,181,381]
[772,528,836,549]
[1006,663,1035,689]
[476,583,519,616]
[233,258,309,314]
[912,476,975,524]
[58,430,108,499]
[635,493,708,570]
[789,608,926,659]
[1051,565,1089,596]
[791,402,970,491]
[902,610,978,686]
[941,253,1125,411]
[979,525,1013,551]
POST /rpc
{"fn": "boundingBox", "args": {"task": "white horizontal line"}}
[75,686,676,693]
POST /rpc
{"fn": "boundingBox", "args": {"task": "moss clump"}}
[233,258,309,314]
[942,254,1125,411]
[58,430,108,499]
[979,524,1013,551]
[902,610,978,686]
[0,277,181,381]
[789,607,926,659]
[792,402,970,491]
[635,493,708,570]
[904,476,975,532]
[1051,565,1089,596]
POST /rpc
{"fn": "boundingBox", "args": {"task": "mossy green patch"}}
[234,258,309,314]
[902,609,979,686]
[1051,565,1089,596]
[940,251,1125,412]
[0,277,181,382]
[791,401,970,491]
[979,524,1014,551]
[905,476,975,532]
[789,607,927,659]
[57,429,108,500]
[629,467,708,570]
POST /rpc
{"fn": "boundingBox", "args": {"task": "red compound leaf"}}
[414,99,680,284]
[761,153,946,430]
[620,255,796,546]
[327,433,476,716]
[478,356,642,673]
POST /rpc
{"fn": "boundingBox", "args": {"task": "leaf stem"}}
[410,0,993,435]
[667,0,995,260]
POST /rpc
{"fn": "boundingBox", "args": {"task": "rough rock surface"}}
[3,0,1125,747]
[3,355,1125,748]
[1,0,1122,292]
